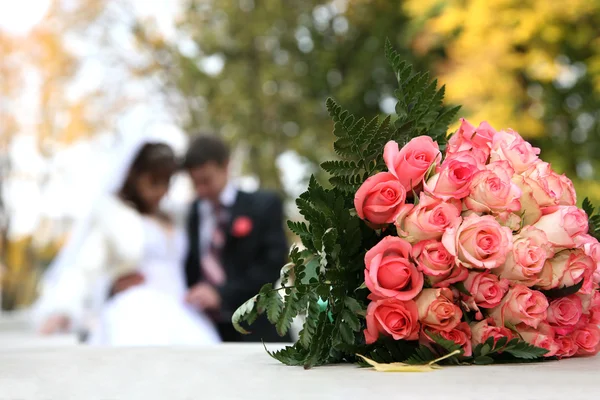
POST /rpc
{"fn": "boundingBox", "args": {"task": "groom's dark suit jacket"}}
[185,189,290,342]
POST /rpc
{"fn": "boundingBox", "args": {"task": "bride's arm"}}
[35,197,145,333]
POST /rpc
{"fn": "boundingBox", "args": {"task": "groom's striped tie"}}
[201,204,227,286]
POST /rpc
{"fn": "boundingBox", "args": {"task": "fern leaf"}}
[256,288,283,325]
[583,197,595,216]
[231,295,258,334]
[276,291,301,336]
[304,313,331,368]
[339,321,355,345]
[430,104,461,141]
[287,220,312,248]
[298,292,321,349]
[343,297,364,315]
[328,175,363,192]
[403,344,437,365]
[266,343,308,366]
[321,160,361,176]
[503,341,549,359]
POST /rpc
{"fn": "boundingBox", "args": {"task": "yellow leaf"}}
[357,349,461,373]
[357,355,440,372]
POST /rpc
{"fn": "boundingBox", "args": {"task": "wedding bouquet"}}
[233,41,600,368]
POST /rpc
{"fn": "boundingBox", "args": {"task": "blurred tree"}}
[131,0,426,192]
[402,0,600,203]
[0,0,124,309]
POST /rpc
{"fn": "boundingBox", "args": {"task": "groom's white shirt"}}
[197,183,238,257]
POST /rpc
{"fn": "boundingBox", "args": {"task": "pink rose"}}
[589,309,600,326]
[428,264,469,288]
[489,284,548,329]
[415,288,462,332]
[442,214,513,270]
[412,240,468,288]
[574,313,591,330]
[464,271,509,309]
[364,236,423,301]
[533,206,588,250]
[470,318,515,347]
[424,151,482,200]
[575,233,597,248]
[490,129,540,173]
[555,335,578,358]
[572,324,600,356]
[383,137,440,191]
[577,292,592,315]
[465,161,522,214]
[447,119,496,159]
[538,249,594,291]
[522,161,577,207]
[413,240,454,277]
[547,295,584,336]
[422,322,473,357]
[511,174,543,225]
[588,291,600,325]
[364,298,420,344]
[354,172,407,225]
[581,238,600,285]
[494,211,523,231]
[496,226,553,287]
[395,194,462,243]
[516,322,559,357]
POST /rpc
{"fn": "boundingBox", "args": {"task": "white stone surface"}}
[1,344,599,400]
[0,332,79,349]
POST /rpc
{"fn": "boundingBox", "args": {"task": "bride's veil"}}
[32,132,165,328]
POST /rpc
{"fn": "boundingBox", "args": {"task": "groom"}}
[182,135,290,342]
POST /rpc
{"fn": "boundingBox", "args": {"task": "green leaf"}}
[403,344,437,365]
[298,293,321,349]
[539,279,584,299]
[266,291,283,324]
[339,321,355,345]
[317,284,331,300]
[341,309,361,332]
[304,313,332,368]
[256,284,272,312]
[479,343,492,356]
[424,331,464,365]
[454,281,472,297]
[503,341,549,359]
[287,221,312,249]
[321,160,361,177]
[232,295,258,334]
[276,291,300,336]
[343,297,364,314]
[495,336,508,349]
[504,322,520,335]
[265,343,308,366]
[474,356,494,365]
[583,197,595,216]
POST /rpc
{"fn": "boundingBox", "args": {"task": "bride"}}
[33,134,220,345]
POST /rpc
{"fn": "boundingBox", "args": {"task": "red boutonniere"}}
[232,216,253,237]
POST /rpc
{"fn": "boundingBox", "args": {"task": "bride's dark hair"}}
[118,142,177,215]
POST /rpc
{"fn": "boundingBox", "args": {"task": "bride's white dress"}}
[89,217,221,346]
[35,195,220,346]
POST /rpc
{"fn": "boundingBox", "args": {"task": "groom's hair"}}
[183,134,230,169]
